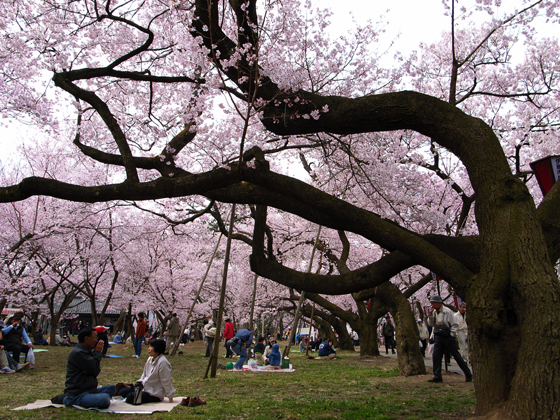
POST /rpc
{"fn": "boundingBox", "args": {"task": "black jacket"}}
[64,343,102,395]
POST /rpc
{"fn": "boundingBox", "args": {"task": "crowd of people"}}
[2,297,471,409]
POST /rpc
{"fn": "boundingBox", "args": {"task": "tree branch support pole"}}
[305,302,315,357]
[282,226,322,358]
[248,272,259,331]
[205,204,237,379]
[170,234,223,356]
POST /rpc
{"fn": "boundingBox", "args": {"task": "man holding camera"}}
[2,314,33,371]
[427,295,472,383]
[63,327,116,409]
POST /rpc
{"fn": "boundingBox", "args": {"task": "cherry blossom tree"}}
[0,0,559,418]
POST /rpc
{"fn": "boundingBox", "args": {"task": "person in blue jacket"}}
[266,343,281,367]
[230,328,253,370]
[318,339,338,359]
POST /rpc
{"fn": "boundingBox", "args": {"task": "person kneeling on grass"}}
[118,339,175,404]
[317,339,338,359]
[265,343,281,367]
[63,327,116,409]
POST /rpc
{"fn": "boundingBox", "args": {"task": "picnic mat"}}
[231,366,296,373]
[12,397,185,414]
[104,354,123,358]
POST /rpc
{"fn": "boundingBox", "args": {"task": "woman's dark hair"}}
[149,338,166,355]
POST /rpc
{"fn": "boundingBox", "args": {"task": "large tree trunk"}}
[467,175,560,419]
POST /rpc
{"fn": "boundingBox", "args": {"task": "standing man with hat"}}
[427,295,472,383]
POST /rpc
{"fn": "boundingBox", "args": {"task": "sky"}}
[1,0,555,167]
[323,0,450,55]
[0,0,451,167]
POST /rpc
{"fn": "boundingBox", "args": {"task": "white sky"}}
[323,0,449,55]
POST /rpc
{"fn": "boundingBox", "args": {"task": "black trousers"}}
[119,387,161,404]
[384,335,395,353]
[432,335,472,380]
[5,343,27,365]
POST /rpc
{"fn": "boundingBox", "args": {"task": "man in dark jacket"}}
[63,327,116,409]
[382,315,396,354]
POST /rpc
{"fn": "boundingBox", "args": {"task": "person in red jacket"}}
[223,318,234,358]
[133,312,147,358]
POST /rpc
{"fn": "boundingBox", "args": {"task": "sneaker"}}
[132,355,139,358]
[1,366,14,373]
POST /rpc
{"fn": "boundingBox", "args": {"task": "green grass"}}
[0,341,475,419]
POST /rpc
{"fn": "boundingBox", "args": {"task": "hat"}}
[417,319,422,323]
[95,326,108,333]
[12,314,22,320]
[429,295,443,303]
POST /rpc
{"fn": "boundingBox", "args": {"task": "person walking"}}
[427,295,472,383]
[417,319,429,357]
[382,315,395,354]
[165,313,181,354]
[454,302,469,363]
[133,312,147,358]
[223,318,234,358]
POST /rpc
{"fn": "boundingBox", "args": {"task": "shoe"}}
[178,351,183,355]
[465,376,473,382]
[25,365,34,370]
[180,397,190,406]
[1,367,15,374]
[132,355,139,358]
[428,377,443,383]
[188,396,207,407]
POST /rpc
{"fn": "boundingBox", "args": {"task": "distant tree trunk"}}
[114,310,126,332]
[330,318,354,351]
[375,282,426,376]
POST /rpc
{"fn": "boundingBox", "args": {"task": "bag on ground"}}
[132,381,143,405]
[26,348,35,365]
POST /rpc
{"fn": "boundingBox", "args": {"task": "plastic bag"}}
[27,348,35,365]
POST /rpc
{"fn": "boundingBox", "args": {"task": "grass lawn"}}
[0,340,475,420]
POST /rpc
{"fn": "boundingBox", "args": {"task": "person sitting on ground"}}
[62,331,72,346]
[63,327,116,409]
[34,328,48,345]
[113,331,124,344]
[118,338,175,404]
[254,336,266,366]
[2,315,33,371]
[264,338,276,360]
[265,343,281,367]
[299,336,309,352]
[318,338,338,359]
